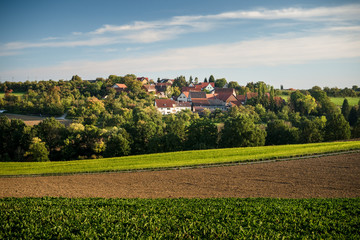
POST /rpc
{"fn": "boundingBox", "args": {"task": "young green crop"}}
[1,141,359,176]
[1,198,359,239]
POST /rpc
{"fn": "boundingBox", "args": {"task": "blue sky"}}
[1,0,359,89]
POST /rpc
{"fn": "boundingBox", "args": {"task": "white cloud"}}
[1,3,358,55]
[2,33,359,80]
[89,4,360,35]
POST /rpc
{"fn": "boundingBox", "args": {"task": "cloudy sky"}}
[0,0,359,89]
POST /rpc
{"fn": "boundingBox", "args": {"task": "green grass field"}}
[277,94,360,106]
[330,97,360,106]
[0,92,25,98]
[1,141,359,176]
[1,198,359,239]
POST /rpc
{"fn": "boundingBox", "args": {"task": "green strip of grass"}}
[1,141,359,176]
[277,94,360,106]
[0,92,25,98]
[330,97,360,106]
[1,198,359,239]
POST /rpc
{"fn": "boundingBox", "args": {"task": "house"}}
[191,98,227,112]
[159,79,174,84]
[143,84,156,93]
[181,86,200,92]
[155,82,172,93]
[236,92,258,104]
[188,91,207,102]
[215,92,238,103]
[111,83,128,92]
[202,82,215,92]
[178,91,190,102]
[155,99,191,115]
[214,88,236,95]
[137,77,149,85]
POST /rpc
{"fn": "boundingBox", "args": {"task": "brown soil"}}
[1,153,359,198]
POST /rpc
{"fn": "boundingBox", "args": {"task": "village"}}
[111,77,284,115]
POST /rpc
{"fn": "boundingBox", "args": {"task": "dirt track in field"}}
[1,153,359,198]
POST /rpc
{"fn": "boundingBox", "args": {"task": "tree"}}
[310,88,338,116]
[266,120,299,145]
[204,78,208,83]
[299,116,326,143]
[104,127,131,157]
[341,99,350,121]
[215,78,227,88]
[34,118,67,161]
[0,117,32,161]
[220,114,266,148]
[158,113,189,152]
[228,81,240,89]
[348,106,359,127]
[172,76,187,89]
[24,137,49,162]
[185,118,218,150]
[352,120,360,138]
[209,75,215,83]
[126,106,164,154]
[71,75,82,81]
[325,113,351,141]
[290,90,316,115]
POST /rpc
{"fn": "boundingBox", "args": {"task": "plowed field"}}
[1,152,359,198]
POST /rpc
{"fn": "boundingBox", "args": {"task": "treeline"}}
[1,76,360,161]
[0,74,151,117]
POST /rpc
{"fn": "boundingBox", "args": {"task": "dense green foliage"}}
[1,76,360,161]
[1,198,359,239]
[1,141,359,176]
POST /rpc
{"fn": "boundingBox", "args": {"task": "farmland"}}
[0,92,25,98]
[1,197,359,239]
[1,152,359,198]
[330,97,360,106]
[1,141,359,176]
[1,113,71,126]
[277,93,360,106]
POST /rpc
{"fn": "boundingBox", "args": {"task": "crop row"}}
[1,198,359,239]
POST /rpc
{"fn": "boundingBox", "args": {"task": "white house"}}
[177,92,190,102]
[203,82,215,92]
[155,99,191,115]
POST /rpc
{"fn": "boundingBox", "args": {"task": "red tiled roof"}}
[200,82,215,88]
[215,88,235,94]
[181,91,190,98]
[206,94,216,99]
[155,99,191,108]
[156,82,172,86]
[216,93,237,102]
[189,91,207,99]
[143,84,156,92]
[155,99,176,108]
[181,86,196,92]
[230,100,242,106]
[236,95,246,101]
[191,98,210,106]
[114,83,127,89]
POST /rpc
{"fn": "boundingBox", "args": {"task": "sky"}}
[0,0,360,89]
